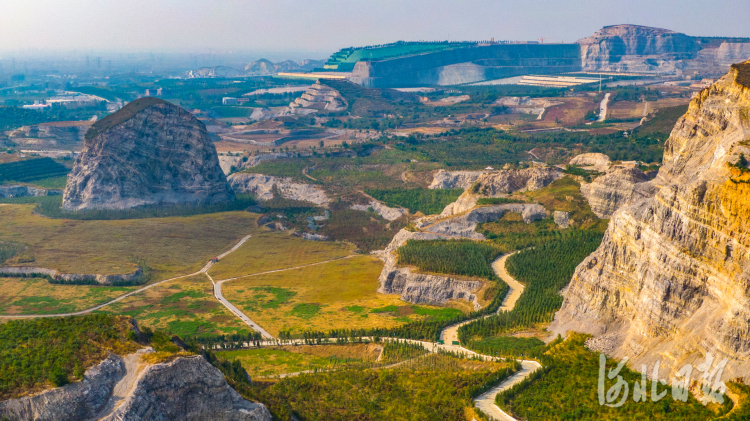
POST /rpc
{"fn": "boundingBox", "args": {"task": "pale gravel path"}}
[598,92,611,122]
[440,252,524,346]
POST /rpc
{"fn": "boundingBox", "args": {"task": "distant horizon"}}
[1,0,749,58]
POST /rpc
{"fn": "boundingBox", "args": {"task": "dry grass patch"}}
[0,205,258,279]
[222,255,446,336]
[218,343,383,378]
[98,274,246,337]
[208,230,354,280]
[0,277,136,315]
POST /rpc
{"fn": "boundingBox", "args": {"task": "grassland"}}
[0,205,258,279]
[207,230,354,280]
[237,352,519,421]
[97,274,246,337]
[217,343,383,377]
[221,255,458,336]
[0,277,136,315]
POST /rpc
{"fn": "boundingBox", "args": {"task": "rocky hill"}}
[0,353,271,421]
[578,24,750,74]
[63,97,234,210]
[551,61,750,381]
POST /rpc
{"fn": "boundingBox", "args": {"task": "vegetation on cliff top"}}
[84,96,171,140]
[0,314,140,400]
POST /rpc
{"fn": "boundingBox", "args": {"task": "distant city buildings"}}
[145,88,163,96]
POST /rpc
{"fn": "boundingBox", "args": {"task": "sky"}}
[2,0,749,58]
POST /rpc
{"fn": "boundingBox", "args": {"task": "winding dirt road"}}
[440,252,524,346]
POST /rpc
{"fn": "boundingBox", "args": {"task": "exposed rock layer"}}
[376,229,482,308]
[551,61,750,381]
[579,166,653,218]
[102,356,270,421]
[0,355,123,421]
[0,354,272,421]
[228,173,330,206]
[63,98,234,210]
[0,266,143,285]
[350,200,406,221]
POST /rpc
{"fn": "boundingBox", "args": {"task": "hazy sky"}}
[2,0,749,57]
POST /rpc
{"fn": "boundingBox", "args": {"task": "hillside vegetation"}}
[0,315,139,399]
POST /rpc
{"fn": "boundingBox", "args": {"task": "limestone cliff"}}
[551,61,750,381]
[102,356,270,421]
[579,166,653,218]
[228,173,330,206]
[376,229,483,308]
[0,355,124,421]
[0,353,271,421]
[577,24,750,75]
[63,98,234,210]
[438,167,562,216]
[428,170,486,190]
[569,152,611,172]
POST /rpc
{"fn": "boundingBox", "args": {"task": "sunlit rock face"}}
[551,61,750,381]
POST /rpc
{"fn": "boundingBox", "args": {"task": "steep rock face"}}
[228,173,330,206]
[578,24,699,73]
[63,98,234,210]
[376,229,482,308]
[0,355,124,421]
[579,166,653,218]
[102,356,270,421]
[551,61,750,381]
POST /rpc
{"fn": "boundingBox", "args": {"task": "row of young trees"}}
[365,188,463,215]
[0,315,136,399]
[396,239,503,279]
[459,231,603,354]
[0,158,69,183]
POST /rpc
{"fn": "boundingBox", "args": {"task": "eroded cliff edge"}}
[550,61,750,381]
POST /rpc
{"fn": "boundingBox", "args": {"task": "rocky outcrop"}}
[0,185,60,199]
[0,354,271,421]
[0,355,124,421]
[439,167,562,216]
[579,166,653,218]
[550,61,750,381]
[63,98,234,211]
[577,24,750,74]
[569,152,611,172]
[425,204,547,239]
[289,82,347,111]
[7,121,91,149]
[0,266,144,285]
[578,24,699,73]
[351,200,407,221]
[376,229,482,308]
[553,211,571,228]
[428,170,486,189]
[102,356,270,421]
[228,173,330,206]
